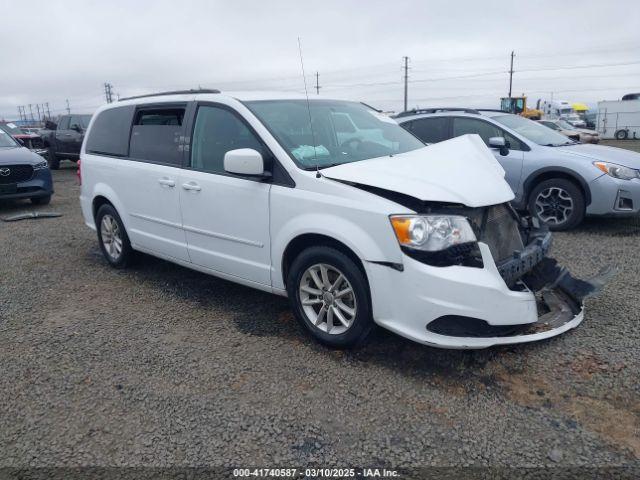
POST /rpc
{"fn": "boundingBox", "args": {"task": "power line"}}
[104,83,114,103]
[508,51,515,97]
[403,56,409,112]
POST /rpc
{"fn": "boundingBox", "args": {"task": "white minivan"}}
[79,90,609,349]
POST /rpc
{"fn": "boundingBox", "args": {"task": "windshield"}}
[557,120,577,130]
[244,100,424,169]
[78,115,92,128]
[494,114,576,146]
[0,129,18,147]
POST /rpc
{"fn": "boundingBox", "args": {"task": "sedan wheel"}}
[299,263,357,335]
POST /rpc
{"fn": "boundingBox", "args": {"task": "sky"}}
[1,0,639,120]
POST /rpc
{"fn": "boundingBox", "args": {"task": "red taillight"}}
[77,159,82,185]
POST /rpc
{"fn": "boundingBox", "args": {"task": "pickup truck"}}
[41,114,92,169]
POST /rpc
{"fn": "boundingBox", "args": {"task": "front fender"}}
[271,212,403,291]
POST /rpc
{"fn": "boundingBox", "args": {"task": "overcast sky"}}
[1,0,639,120]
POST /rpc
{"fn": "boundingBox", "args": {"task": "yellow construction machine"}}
[500,95,543,120]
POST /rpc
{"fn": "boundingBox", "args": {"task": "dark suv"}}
[41,114,92,169]
[0,128,53,205]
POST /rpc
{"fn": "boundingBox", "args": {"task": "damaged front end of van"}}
[322,134,614,348]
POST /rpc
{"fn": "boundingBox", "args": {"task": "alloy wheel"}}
[534,187,574,225]
[100,214,123,260]
[298,263,357,335]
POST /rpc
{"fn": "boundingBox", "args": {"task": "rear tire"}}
[95,204,133,268]
[31,195,51,205]
[528,178,585,231]
[47,148,60,170]
[286,246,374,348]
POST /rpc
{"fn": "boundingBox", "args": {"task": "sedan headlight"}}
[594,161,639,180]
[390,215,476,251]
[33,160,49,171]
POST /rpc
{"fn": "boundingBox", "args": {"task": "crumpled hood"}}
[0,146,43,165]
[322,134,514,208]
[556,143,640,169]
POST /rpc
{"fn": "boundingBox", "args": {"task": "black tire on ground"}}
[286,246,374,349]
[31,195,51,205]
[615,129,628,140]
[47,148,60,170]
[528,178,585,231]
[95,204,133,268]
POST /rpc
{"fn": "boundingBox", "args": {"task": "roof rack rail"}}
[394,107,480,118]
[477,108,510,113]
[119,88,220,102]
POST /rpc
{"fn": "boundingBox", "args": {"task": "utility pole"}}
[45,102,51,118]
[28,104,34,123]
[508,50,515,98]
[104,82,114,103]
[66,99,71,114]
[403,56,409,112]
[315,72,321,95]
[17,107,23,122]
[36,104,41,122]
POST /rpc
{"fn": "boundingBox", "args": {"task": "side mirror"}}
[16,138,25,146]
[71,124,82,133]
[489,136,509,156]
[224,148,268,177]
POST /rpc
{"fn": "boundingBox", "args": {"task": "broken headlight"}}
[390,215,476,251]
[390,215,482,268]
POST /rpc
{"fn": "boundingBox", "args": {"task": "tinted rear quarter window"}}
[85,106,135,157]
[57,116,70,130]
[129,107,185,165]
[408,117,450,143]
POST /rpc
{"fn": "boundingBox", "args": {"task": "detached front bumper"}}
[366,230,612,349]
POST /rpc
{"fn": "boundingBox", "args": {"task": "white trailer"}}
[538,99,585,127]
[597,99,640,140]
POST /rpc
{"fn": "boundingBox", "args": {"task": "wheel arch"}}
[281,234,369,290]
[523,167,591,207]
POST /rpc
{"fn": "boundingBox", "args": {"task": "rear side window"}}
[57,116,70,130]
[129,107,185,165]
[452,117,525,151]
[85,106,135,157]
[407,117,450,143]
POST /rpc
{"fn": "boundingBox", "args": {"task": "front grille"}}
[478,204,524,263]
[0,164,34,184]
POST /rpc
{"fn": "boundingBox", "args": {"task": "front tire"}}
[528,178,585,231]
[95,204,133,268]
[287,246,373,348]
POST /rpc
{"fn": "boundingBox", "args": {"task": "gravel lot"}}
[0,157,639,471]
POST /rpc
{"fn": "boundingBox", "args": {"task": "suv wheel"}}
[47,148,60,170]
[529,178,585,231]
[96,204,133,268]
[287,246,373,348]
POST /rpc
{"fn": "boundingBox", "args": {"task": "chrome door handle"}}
[182,182,201,192]
[158,178,175,187]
